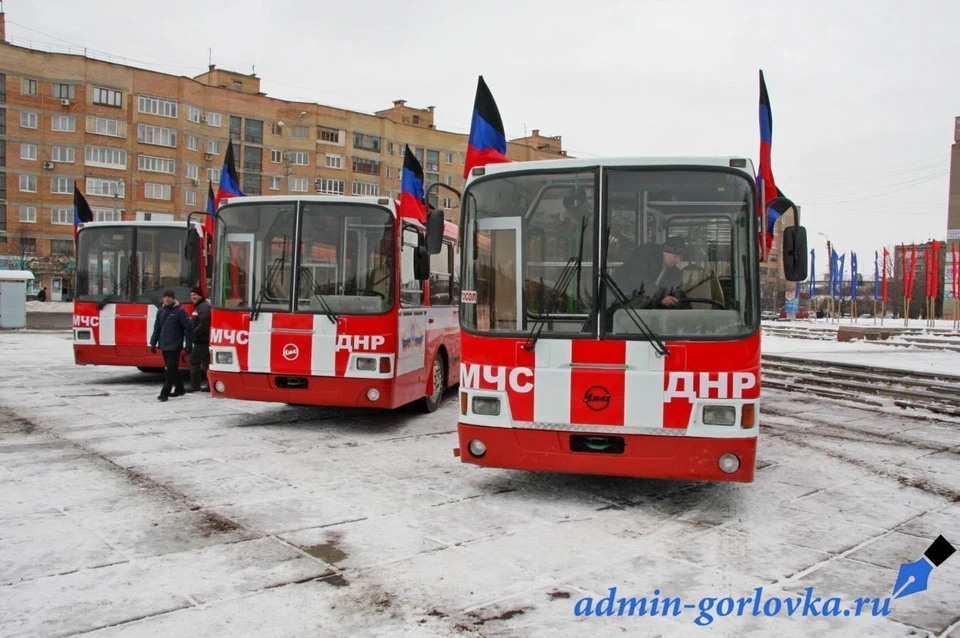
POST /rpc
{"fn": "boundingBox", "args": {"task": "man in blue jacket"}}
[150,289,193,402]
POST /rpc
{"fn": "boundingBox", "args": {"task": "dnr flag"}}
[73,184,94,241]
[215,139,244,209]
[464,76,510,179]
[399,145,427,223]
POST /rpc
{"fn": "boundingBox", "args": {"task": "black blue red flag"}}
[464,76,510,179]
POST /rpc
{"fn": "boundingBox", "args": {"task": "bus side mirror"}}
[782,225,808,282]
[425,209,444,255]
[414,246,431,281]
[184,229,199,262]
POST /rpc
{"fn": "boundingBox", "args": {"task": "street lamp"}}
[817,232,834,320]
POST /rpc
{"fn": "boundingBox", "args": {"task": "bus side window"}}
[400,227,423,306]
[429,241,452,306]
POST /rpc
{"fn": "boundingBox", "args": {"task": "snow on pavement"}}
[0,331,958,637]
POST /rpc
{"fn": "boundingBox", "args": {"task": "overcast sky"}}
[10,0,960,268]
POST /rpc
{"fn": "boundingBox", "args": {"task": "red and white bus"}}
[431,157,806,482]
[73,220,207,371]
[206,195,460,412]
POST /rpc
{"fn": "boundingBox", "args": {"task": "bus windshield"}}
[215,201,395,315]
[460,166,758,339]
[76,225,197,304]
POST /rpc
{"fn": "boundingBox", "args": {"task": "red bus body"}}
[451,157,776,482]
[207,196,460,410]
[73,221,206,370]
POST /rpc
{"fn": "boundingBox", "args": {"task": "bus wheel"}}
[419,355,446,413]
[137,367,164,373]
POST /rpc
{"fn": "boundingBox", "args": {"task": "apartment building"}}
[0,15,566,296]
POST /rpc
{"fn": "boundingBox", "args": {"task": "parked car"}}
[761,311,778,321]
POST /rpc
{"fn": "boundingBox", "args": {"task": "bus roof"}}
[78,220,201,230]
[469,156,757,182]
[219,195,397,211]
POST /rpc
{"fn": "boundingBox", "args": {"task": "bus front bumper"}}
[455,423,757,483]
[207,371,397,408]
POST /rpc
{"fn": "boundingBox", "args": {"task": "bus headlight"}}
[214,380,226,393]
[472,397,501,416]
[702,405,736,426]
[468,439,487,458]
[356,357,377,371]
[366,388,380,402]
[215,351,234,365]
[718,453,740,473]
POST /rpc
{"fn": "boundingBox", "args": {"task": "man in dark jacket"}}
[186,286,211,393]
[150,289,193,401]
[612,236,688,309]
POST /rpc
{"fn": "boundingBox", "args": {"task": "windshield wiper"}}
[297,266,338,324]
[97,264,140,310]
[598,270,670,357]
[251,256,287,322]
[523,256,580,352]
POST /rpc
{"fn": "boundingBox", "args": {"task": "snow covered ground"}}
[763,335,960,377]
[0,331,958,637]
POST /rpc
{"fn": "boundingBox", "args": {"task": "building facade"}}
[0,16,566,298]
[946,116,960,320]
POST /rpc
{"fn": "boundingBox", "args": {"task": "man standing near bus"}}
[186,286,211,393]
[150,289,193,402]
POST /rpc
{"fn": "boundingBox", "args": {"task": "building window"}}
[51,147,75,163]
[85,146,127,169]
[0,110,5,135]
[445,152,454,164]
[86,116,126,138]
[315,178,344,195]
[269,176,281,191]
[426,172,439,184]
[291,125,310,139]
[271,123,283,136]
[52,83,76,100]
[186,135,198,151]
[137,95,178,118]
[136,212,174,222]
[242,172,261,195]
[92,87,122,107]
[21,238,37,254]
[353,133,381,152]
[290,177,308,192]
[207,168,220,183]
[444,175,453,186]
[244,118,263,144]
[325,154,342,169]
[144,183,172,200]
[52,115,76,132]
[351,181,379,196]
[289,151,308,166]
[93,208,122,222]
[387,141,395,155]
[442,197,453,209]
[232,80,243,89]
[318,127,343,145]
[0,140,4,166]
[86,177,125,198]
[244,146,262,172]
[21,111,38,129]
[187,106,202,123]
[19,205,37,222]
[425,150,439,172]
[185,191,197,206]
[20,143,37,161]
[19,175,37,192]
[138,155,175,174]
[386,166,392,179]
[137,124,177,147]
[270,149,282,164]
[229,116,242,142]
[206,112,221,127]
[22,78,37,96]
[51,177,73,194]
[351,157,380,175]
[206,139,221,155]
[182,165,198,183]
[51,239,74,255]
[51,208,72,225]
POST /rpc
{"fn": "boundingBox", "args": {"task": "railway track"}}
[761,354,960,418]
[762,325,960,353]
